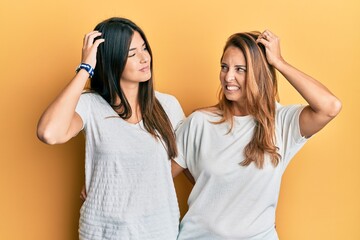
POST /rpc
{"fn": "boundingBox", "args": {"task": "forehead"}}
[222,46,245,64]
[129,31,145,48]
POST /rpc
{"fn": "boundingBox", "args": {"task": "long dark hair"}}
[90,17,177,159]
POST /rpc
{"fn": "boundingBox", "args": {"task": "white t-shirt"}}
[75,91,184,240]
[174,103,307,240]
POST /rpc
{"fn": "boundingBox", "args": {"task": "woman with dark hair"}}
[37,17,184,239]
[172,30,341,239]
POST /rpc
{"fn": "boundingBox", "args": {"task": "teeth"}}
[226,86,240,91]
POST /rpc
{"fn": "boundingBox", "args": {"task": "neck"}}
[117,81,139,108]
[117,82,142,124]
[232,102,249,116]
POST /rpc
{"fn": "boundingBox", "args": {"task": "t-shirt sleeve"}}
[174,117,190,169]
[168,96,185,131]
[276,103,308,169]
[156,92,185,130]
[174,112,203,170]
[75,93,91,130]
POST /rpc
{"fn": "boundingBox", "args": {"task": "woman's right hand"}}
[36,31,105,145]
[81,31,105,68]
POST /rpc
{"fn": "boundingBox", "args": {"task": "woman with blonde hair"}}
[172,30,341,239]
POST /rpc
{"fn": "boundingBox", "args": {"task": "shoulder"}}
[155,91,183,114]
[79,91,107,105]
[155,91,180,106]
[176,110,220,140]
[185,109,219,125]
[276,102,305,118]
[80,91,102,101]
[155,91,184,128]
[192,107,221,119]
[77,91,110,115]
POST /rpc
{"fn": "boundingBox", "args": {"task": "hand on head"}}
[81,31,105,69]
[256,30,284,68]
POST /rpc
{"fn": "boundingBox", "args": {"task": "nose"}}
[225,76,235,82]
[140,51,149,63]
[225,70,235,82]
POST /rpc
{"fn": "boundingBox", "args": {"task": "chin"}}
[224,94,241,102]
[143,73,152,81]
[143,76,151,82]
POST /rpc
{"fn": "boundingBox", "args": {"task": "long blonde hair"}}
[214,31,280,168]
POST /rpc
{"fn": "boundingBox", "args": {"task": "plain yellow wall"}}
[1,0,359,239]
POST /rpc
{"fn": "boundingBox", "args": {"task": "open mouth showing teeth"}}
[226,86,240,91]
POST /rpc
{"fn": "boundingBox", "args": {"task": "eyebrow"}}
[235,65,247,68]
[129,43,146,52]
[221,63,247,68]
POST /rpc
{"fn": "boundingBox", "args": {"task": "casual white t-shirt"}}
[174,103,307,240]
[75,91,184,240]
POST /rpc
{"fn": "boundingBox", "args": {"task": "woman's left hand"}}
[256,30,284,68]
[80,185,87,201]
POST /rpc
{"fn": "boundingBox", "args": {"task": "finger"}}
[264,30,278,42]
[262,31,272,41]
[257,33,269,43]
[256,37,269,47]
[256,34,264,42]
[87,32,102,48]
[93,38,105,48]
[83,31,98,45]
[80,191,87,200]
[84,31,102,48]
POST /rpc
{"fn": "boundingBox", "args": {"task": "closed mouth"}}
[139,66,150,72]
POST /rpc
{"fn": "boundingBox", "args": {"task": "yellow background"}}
[1,0,359,239]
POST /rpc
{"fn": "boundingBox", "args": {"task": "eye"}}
[128,53,135,58]
[236,67,246,73]
[143,46,148,51]
[221,64,229,72]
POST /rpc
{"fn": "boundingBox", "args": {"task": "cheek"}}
[146,52,151,61]
[123,61,136,73]
[219,72,225,82]
[236,74,246,84]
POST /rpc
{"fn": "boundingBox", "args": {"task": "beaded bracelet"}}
[75,63,94,78]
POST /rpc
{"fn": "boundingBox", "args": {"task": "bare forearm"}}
[37,31,104,144]
[275,60,341,117]
[37,70,89,144]
[257,30,341,137]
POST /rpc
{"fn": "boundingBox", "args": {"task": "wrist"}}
[272,58,287,70]
[75,63,94,78]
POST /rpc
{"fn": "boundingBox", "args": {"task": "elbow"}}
[36,125,59,145]
[326,96,342,118]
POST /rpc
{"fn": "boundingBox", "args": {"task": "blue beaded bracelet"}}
[75,63,94,78]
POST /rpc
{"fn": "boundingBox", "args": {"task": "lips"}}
[139,66,150,72]
[226,85,240,91]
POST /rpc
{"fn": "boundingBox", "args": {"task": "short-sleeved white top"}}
[75,91,184,240]
[174,103,307,240]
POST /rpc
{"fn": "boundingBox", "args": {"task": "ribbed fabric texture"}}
[76,92,185,240]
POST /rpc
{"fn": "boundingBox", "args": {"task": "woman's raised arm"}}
[37,31,104,144]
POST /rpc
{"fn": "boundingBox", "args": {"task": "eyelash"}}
[221,65,228,71]
[221,65,246,73]
[236,67,246,72]
[128,46,148,58]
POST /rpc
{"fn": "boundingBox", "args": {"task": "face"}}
[120,31,151,87]
[220,46,247,111]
